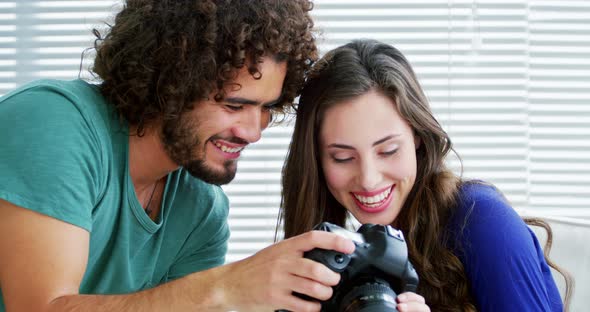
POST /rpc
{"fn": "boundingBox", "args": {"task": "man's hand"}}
[217,230,355,312]
[0,199,355,312]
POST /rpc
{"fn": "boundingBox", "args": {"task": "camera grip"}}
[304,248,351,273]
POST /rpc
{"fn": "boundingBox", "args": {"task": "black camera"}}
[303,222,419,312]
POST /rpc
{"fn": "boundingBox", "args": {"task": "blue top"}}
[448,182,562,311]
[0,79,230,311]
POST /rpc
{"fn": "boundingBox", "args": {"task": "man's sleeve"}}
[0,85,102,232]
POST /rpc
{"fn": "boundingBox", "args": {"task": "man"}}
[0,1,354,311]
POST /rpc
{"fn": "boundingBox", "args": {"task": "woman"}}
[280,39,572,311]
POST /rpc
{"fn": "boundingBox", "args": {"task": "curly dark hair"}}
[92,0,317,135]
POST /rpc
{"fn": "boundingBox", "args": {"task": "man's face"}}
[161,57,287,185]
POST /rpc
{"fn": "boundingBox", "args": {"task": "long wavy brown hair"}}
[279,39,572,311]
[92,0,317,135]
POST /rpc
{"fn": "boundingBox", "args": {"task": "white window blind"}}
[1,0,588,264]
[0,0,121,91]
[225,0,590,262]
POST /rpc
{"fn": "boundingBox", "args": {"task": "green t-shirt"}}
[0,79,230,309]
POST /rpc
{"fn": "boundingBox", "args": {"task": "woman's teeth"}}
[353,187,391,205]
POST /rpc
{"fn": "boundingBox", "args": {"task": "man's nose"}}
[232,108,268,143]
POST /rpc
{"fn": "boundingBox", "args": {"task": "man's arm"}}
[0,199,227,311]
[0,199,354,312]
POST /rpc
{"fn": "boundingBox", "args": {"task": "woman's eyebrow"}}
[327,134,401,149]
[372,134,400,147]
[327,143,354,150]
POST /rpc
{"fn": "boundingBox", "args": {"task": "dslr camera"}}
[303,222,419,312]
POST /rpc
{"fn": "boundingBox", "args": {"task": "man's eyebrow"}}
[224,97,258,105]
[225,97,281,107]
[327,134,400,150]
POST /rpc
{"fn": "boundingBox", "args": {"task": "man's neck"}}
[128,124,178,191]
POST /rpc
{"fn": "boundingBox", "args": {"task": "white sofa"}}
[525,214,590,312]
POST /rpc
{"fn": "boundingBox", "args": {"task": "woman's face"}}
[319,90,420,225]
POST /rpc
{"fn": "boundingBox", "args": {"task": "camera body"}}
[305,222,419,311]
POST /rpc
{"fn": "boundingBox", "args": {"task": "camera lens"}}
[340,279,398,312]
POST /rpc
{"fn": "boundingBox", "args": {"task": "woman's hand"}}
[396,292,430,312]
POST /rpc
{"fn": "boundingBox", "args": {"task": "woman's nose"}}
[358,157,381,190]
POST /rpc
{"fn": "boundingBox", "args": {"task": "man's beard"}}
[161,117,237,185]
[183,158,237,185]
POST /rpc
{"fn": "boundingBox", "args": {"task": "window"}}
[1,0,588,264]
